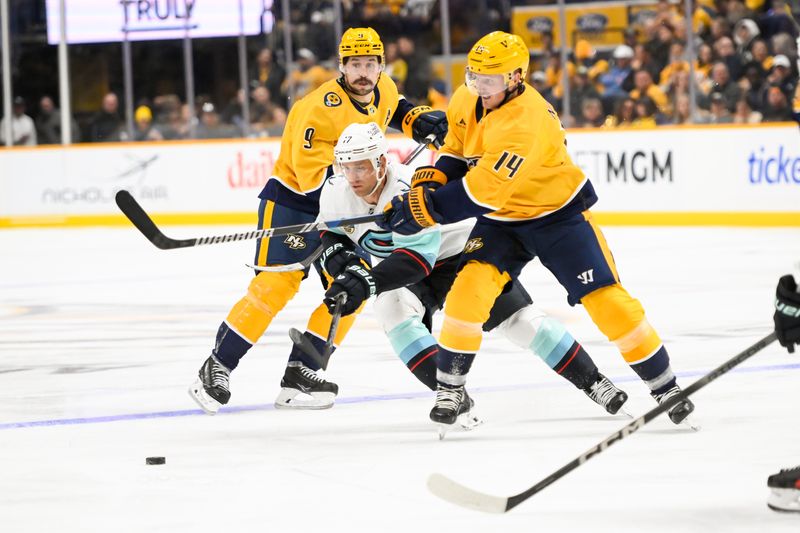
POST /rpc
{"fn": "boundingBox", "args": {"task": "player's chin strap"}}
[498,82,525,108]
[365,164,388,197]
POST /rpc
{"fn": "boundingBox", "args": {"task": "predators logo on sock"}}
[464,238,483,254]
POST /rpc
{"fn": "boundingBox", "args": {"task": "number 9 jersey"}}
[261,74,405,215]
[436,83,595,222]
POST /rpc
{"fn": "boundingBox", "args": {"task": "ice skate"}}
[430,385,481,440]
[583,373,629,416]
[767,466,800,513]
[274,363,338,410]
[188,355,231,415]
[652,385,698,429]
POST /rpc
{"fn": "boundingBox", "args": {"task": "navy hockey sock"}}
[628,346,677,395]
[436,347,476,386]
[288,331,330,371]
[212,322,253,371]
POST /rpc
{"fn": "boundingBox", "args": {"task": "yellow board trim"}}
[1,211,799,229]
[592,212,800,226]
[0,212,257,229]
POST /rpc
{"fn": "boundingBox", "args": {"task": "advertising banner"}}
[0,125,798,228]
[512,2,630,50]
[45,0,272,44]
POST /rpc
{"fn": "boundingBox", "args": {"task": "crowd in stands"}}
[531,0,799,127]
[1,0,797,145]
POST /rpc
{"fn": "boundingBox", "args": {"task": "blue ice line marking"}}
[2,362,798,431]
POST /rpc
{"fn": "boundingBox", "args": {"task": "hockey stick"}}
[427,331,779,514]
[287,292,347,371]
[284,135,435,365]
[115,190,383,250]
[116,136,434,251]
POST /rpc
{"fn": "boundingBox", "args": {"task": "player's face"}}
[341,159,379,197]
[342,56,382,96]
[466,69,522,109]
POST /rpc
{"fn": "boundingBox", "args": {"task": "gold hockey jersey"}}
[440,84,587,221]
[271,75,401,197]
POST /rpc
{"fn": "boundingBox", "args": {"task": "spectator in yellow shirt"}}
[659,41,691,91]
[630,69,670,113]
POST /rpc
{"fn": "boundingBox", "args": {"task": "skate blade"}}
[767,489,800,513]
[188,381,222,415]
[457,410,483,431]
[274,388,335,410]
[435,411,483,440]
[436,423,452,440]
[680,415,701,432]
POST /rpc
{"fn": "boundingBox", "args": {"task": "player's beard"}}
[346,77,375,97]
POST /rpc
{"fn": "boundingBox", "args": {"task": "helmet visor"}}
[465,69,509,97]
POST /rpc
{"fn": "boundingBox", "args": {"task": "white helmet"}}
[334,122,388,172]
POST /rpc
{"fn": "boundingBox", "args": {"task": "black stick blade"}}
[115,190,193,250]
[288,328,326,369]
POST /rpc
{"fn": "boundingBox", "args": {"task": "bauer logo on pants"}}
[464,238,483,254]
[284,235,307,250]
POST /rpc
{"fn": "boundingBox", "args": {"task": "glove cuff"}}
[401,105,433,139]
[407,187,438,229]
[411,166,448,190]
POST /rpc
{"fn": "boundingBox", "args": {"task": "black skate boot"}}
[767,466,800,513]
[583,373,629,415]
[430,385,481,439]
[188,355,231,415]
[274,363,339,410]
[652,385,695,425]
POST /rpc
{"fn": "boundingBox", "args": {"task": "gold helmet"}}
[466,31,530,88]
[339,27,385,66]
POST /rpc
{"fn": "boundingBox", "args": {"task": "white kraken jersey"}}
[317,162,473,265]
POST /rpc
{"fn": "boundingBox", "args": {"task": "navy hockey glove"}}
[324,264,377,316]
[402,106,448,149]
[319,242,361,277]
[380,187,442,235]
[774,274,800,354]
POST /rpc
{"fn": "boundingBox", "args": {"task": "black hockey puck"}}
[145,456,166,465]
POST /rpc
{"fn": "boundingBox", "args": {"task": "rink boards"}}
[0,122,798,228]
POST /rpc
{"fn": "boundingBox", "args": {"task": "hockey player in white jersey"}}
[314,122,630,424]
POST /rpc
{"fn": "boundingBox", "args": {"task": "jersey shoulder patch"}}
[323,91,342,107]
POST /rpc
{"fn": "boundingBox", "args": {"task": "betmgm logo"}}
[283,234,307,250]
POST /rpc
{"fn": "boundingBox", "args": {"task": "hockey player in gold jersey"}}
[189,28,448,414]
[382,31,695,433]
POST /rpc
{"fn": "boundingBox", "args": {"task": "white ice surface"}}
[1,225,799,532]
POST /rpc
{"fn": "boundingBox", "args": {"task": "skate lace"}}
[654,386,680,404]
[209,358,230,390]
[588,378,618,407]
[435,387,463,412]
[298,365,325,383]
